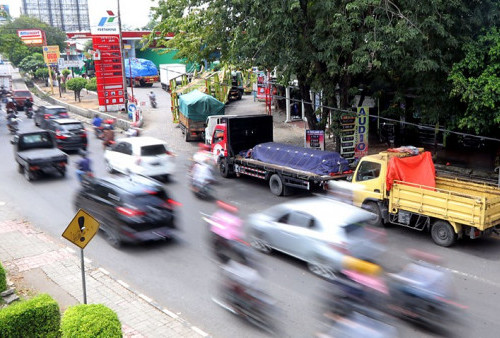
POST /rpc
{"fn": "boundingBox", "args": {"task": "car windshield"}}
[141,144,166,156]
[59,123,83,132]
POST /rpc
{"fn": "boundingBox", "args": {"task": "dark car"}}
[12,89,33,110]
[34,105,69,127]
[73,175,180,247]
[43,118,87,152]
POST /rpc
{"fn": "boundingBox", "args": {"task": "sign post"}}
[42,46,60,95]
[62,209,100,304]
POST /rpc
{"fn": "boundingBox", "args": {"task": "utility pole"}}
[117,0,128,112]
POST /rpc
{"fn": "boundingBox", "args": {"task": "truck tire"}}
[269,174,284,196]
[184,131,190,142]
[362,202,384,227]
[219,158,231,178]
[431,221,457,247]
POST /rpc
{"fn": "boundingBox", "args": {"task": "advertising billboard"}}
[42,45,60,65]
[354,106,369,159]
[0,4,9,22]
[92,34,124,111]
[17,29,44,46]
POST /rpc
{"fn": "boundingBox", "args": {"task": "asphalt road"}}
[2,76,500,337]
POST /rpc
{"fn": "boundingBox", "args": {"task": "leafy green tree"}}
[147,0,499,134]
[0,16,67,51]
[18,53,45,75]
[65,77,88,102]
[0,34,30,66]
[449,27,500,134]
[62,69,71,77]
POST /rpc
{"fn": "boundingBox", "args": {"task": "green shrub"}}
[65,77,88,102]
[0,261,6,293]
[61,304,122,337]
[34,68,49,79]
[62,69,71,77]
[85,77,97,91]
[0,293,60,337]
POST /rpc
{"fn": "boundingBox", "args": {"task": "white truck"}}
[0,64,12,92]
[159,64,186,92]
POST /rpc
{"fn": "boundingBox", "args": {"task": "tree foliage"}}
[18,53,45,74]
[0,16,67,51]
[449,27,500,134]
[65,77,88,102]
[147,0,499,133]
[34,68,49,79]
[0,34,30,66]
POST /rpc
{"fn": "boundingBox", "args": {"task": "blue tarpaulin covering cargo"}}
[179,90,225,122]
[124,58,158,77]
[251,142,350,175]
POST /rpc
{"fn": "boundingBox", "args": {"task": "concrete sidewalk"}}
[0,201,208,337]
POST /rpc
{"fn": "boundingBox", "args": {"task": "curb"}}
[31,82,132,131]
[94,266,211,337]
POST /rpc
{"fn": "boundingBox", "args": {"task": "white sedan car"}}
[246,196,385,279]
[104,137,175,180]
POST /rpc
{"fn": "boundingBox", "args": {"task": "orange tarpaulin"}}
[386,151,436,191]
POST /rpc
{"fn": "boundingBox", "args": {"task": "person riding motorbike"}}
[102,125,115,149]
[6,109,18,133]
[75,150,93,183]
[208,201,248,264]
[24,98,33,117]
[92,114,104,138]
[148,91,157,108]
[191,157,215,198]
[5,97,16,112]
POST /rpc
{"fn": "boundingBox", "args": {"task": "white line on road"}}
[441,265,500,288]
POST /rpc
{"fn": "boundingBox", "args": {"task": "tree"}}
[85,77,97,91]
[18,53,45,75]
[0,34,30,66]
[65,78,88,102]
[449,27,500,134]
[147,0,499,134]
[0,16,67,51]
[35,68,49,80]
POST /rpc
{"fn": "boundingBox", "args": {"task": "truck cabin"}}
[13,130,55,151]
[210,115,273,158]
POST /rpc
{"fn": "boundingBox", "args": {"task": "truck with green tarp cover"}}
[178,89,225,142]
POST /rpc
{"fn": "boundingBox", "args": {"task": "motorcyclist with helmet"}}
[24,98,33,118]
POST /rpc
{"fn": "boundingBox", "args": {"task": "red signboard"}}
[92,35,125,111]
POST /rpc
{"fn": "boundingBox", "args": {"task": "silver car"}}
[246,196,385,279]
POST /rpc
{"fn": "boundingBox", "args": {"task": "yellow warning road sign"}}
[62,209,100,249]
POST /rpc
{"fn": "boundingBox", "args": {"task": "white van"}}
[204,115,236,144]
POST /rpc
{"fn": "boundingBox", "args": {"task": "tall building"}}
[22,0,90,32]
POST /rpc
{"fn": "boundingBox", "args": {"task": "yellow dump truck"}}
[351,149,500,246]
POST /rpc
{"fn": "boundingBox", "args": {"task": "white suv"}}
[104,137,175,181]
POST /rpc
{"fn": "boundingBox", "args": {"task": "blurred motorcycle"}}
[213,259,278,333]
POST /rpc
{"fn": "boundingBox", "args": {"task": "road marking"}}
[117,279,129,288]
[191,326,209,337]
[162,308,178,319]
[441,266,500,288]
[139,293,152,303]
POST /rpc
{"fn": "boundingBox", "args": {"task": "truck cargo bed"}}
[234,155,348,181]
[390,176,500,231]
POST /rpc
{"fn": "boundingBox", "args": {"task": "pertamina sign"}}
[17,29,44,46]
[43,45,60,65]
[90,11,119,35]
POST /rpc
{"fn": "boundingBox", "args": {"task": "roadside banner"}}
[43,46,60,65]
[354,106,369,159]
[17,29,44,46]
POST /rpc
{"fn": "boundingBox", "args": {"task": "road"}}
[2,76,500,337]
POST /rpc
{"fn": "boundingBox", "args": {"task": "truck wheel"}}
[431,221,457,247]
[362,202,384,227]
[24,167,34,181]
[269,174,284,196]
[184,131,190,142]
[219,158,231,178]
